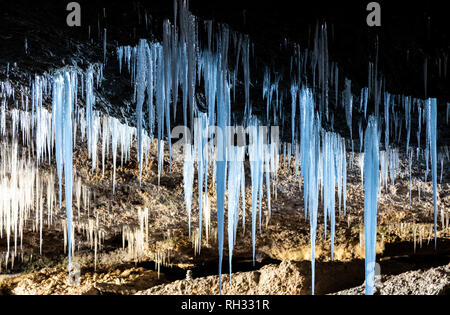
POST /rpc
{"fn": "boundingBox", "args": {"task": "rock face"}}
[0,0,449,296]
[134,260,363,295]
[0,266,166,295]
[334,263,450,295]
[136,261,307,295]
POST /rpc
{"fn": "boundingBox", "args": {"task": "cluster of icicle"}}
[0,0,447,296]
[381,222,447,254]
[76,214,105,270]
[115,2,446,295]
[0,140,56,269]
[115,1,258,294]
[117,2,444,293]
[0,97,107,271]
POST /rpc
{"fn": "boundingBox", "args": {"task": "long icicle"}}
[364,115,379,295]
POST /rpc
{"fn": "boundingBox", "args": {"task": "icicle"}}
[183,144,194,237]
[322,131,345,259]
[216,79,230,295]
[359,119,363,152]
[163,21,173,168]
[405,96,411,155]
[344,79,352,139]
[364,116,379,295]
[263,67,271,122]
[194,113,208,252]
[427,99,438,247]
[117,46,123,74]
[409,150,413,207]
[242,36,251,119]
[417,105,422,150]
[52,71,76,274]
[342,139,347,216]
[249,118,263,265]
[384,93,390,151]
[290,83,298,144]
[264,128,272,218]
[85,66,97,172]
[103,28,107,64]
[359,153,364,192]
[227,145,244,279]
[111,118,119,193]
[363,87,368,119]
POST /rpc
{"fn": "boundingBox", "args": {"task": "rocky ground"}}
[2,258,448,295]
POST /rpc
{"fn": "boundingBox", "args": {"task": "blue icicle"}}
[364,116,379,295]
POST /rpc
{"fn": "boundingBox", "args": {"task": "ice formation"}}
[364,116,379,295]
